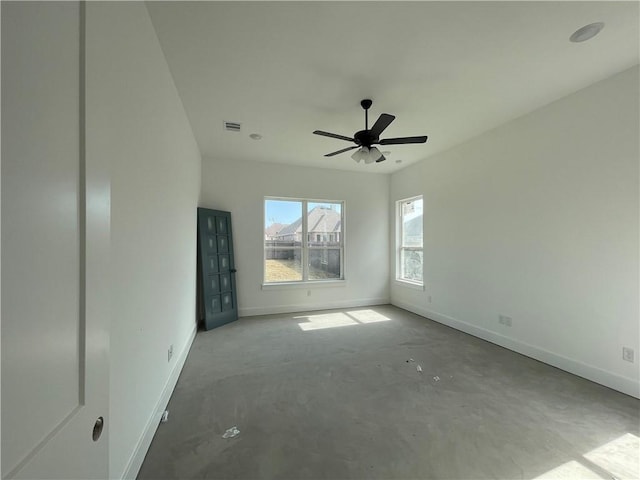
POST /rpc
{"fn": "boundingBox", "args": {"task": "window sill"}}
[394,279,425,291]
[262,280,347,291]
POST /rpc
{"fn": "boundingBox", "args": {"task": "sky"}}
[265,200,342,227]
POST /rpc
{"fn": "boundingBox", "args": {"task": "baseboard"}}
[392,300,640,399]
[238,297,390,317]
[120,325,198,480]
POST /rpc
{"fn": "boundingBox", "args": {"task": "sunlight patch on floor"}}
[533,433,639,480]
[346,309,391,324]
[296,312,358,331]
[533,460,604,479]
[583,433,640,480]
[296,309,392,331]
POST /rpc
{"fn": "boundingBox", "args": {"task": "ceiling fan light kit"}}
[313,99,428,164]
[351,146,384,164]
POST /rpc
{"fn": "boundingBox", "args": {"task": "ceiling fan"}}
[313,99,428,164]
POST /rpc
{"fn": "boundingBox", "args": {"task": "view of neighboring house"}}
[403,215,422,246]
[264,222,285,240]
[267,206,341,244]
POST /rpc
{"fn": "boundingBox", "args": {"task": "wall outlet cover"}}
[622,347,635,363]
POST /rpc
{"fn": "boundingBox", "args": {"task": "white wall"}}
[390,66,639,398]
[86,3,201,478]
[200,159,389,316]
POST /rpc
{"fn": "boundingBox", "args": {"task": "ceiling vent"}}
[223,121,241,132]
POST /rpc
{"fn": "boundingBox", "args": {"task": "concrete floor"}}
[138,305,639,479]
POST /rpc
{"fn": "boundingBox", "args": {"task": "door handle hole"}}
[92,416,104,441]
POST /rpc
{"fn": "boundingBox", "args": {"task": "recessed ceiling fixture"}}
[249,133,262,140]
[395,159,402,164]
[570,22,604,43]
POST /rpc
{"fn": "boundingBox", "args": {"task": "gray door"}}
[197,208,238,330]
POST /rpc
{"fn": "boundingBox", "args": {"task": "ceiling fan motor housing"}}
[354,130,378,148]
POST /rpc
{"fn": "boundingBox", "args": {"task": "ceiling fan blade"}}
[325,145,358,157]
[379,135,428,145]
[313,130,354,142]
[370,113,395,138]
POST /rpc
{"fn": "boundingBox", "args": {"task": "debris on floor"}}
[416,365,423,373]
[222,426,240,439]
[406,358,415,363]
[161,410,169,423]
[433,376,440,381]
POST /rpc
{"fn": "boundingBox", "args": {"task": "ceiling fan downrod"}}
[361,99,372,130]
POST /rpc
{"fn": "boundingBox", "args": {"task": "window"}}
[264,198,344,283]
[397,196,423,284]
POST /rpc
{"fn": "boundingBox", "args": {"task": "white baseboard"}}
[392,300,640,399]
[120,325,198,480]
[238,297,390,317]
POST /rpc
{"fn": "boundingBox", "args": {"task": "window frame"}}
[396,195,424,287]
[263,196,345,285]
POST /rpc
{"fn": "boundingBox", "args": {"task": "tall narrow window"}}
[264,198,344,283]
[397,196,423,284]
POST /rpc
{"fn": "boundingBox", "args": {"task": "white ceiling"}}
[146,1,639,174]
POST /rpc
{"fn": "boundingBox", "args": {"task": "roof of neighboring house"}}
[274,206,341,237]
[308,207,341,233]
[265,222,285,238]
[404,214,422,237]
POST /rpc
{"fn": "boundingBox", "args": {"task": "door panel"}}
[216,216,227,234]
[222,292,234,312]
[217,236,229,253]
[204,235,217,254]
[1,2,109,478]
[220,273,231,292]
[209,275,221,294]
[209,295,222,313]
[207,255,219,273]
[197,208,238,330]
[219,255,230,272]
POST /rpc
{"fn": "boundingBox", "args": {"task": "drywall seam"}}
[238,297,390,317]
[119,325,197,480]
[392,300,640,399]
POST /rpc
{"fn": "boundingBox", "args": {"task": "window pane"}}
[402,198,423,247]
[307,202,342,247]
[265,199,303,282]
[265,248,302,282]
[308,248,341,280]
[265,198,344,283]
[265,199,303,243]
[401,249,423,282]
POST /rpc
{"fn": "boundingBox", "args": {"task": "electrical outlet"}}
[623,347,635,363]
[498,315,512,327]
[307,290,311,297]
[168,344,174,362]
